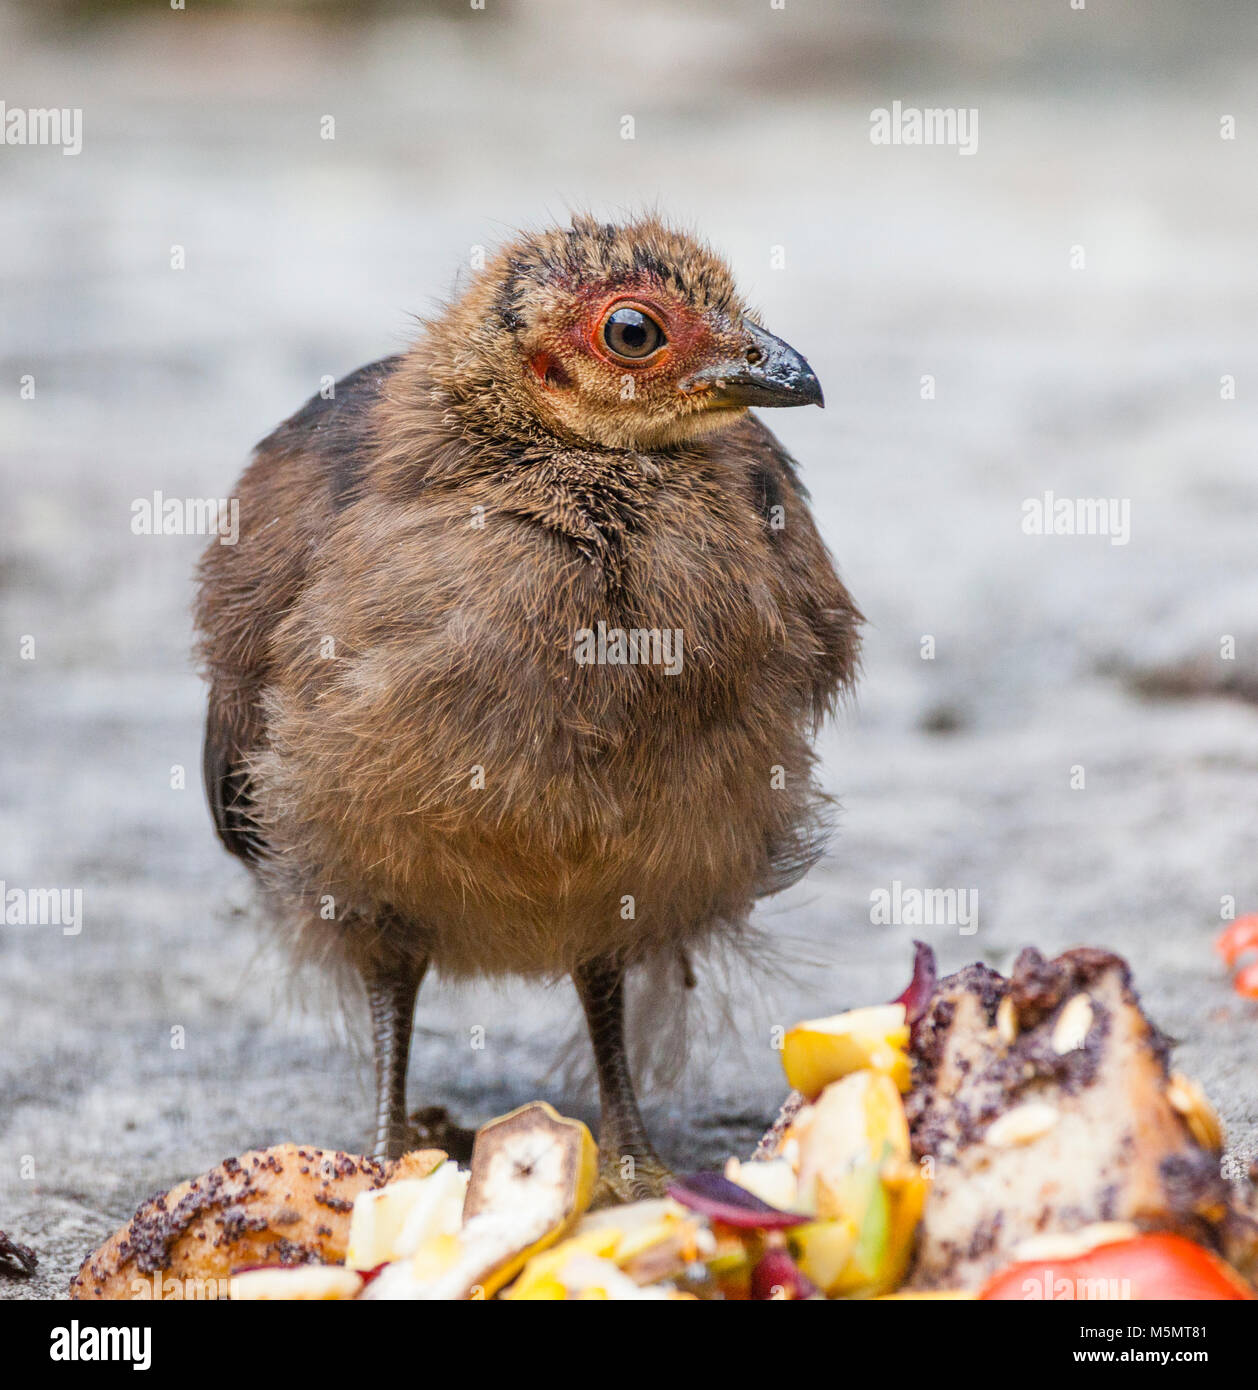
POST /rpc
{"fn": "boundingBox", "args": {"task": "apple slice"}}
[723,1156,800,1212]
[781,1003,911,1098]
[792,1070,911,1214]
[823,1164,892,1294]
[788,1071,926,1296]
[344,1161,468,1270]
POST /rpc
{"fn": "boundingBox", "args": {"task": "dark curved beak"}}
[682,320,824,409]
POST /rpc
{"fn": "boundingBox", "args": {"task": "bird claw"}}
[590,1154,673,1208]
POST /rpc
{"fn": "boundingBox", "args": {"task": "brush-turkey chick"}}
[195,215,861,1200]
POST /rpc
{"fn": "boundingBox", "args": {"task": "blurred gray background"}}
[2,0,1257,1298]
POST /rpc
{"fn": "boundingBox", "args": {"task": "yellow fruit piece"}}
[411,1232,463,1283]
[613,1219,680,1263]
[832,1161,928,1298]
[794,1071,910,1215]
[510,1242,680,1301]
[504,1229,621,1300]
[881,1165,930,1293]
[793,1219,858,1294]
[564,1257,679,1300]
[789,1073,928,1298]
[827,1165,892,1295]
[530,1199,704,1292]
[781,1004,911,1097]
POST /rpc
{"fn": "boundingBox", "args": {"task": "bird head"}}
[426,215,823,452]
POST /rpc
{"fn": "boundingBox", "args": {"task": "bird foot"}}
[590,1153,673,1208]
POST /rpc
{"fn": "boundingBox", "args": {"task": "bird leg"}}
[573,955,671,1204]
[363,953,428,1160]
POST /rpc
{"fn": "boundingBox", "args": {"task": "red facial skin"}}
[526,350,570,390]
[528,275,734,397]
[574,289,711,375]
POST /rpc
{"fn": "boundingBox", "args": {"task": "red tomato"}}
[1233,961,1258,1001]
[1216,915,1258,968]
[979,1234,1254,1301]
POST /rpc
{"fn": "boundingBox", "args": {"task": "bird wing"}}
[195,356,403,866]
[709,412,863,719]
[203,694,266,864]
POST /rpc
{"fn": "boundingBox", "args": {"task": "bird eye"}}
[601,305,665,361]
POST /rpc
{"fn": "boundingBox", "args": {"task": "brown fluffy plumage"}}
[195,214,861,1190]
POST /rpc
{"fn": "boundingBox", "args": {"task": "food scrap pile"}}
[71,944,1258,1301]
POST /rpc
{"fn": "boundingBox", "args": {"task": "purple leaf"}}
[667,1171,807,1230]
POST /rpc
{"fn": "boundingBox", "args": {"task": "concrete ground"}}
[2,0,1257,1298]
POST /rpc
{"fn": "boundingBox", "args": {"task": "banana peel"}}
[462,1101,598,1225]
[361,1102,597,1300]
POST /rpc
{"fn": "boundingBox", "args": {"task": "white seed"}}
[985,1101,1059,1148]
[1167,1072,1224,1152]
[1051,993,1094,1055]
[996,995,1019,1045]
